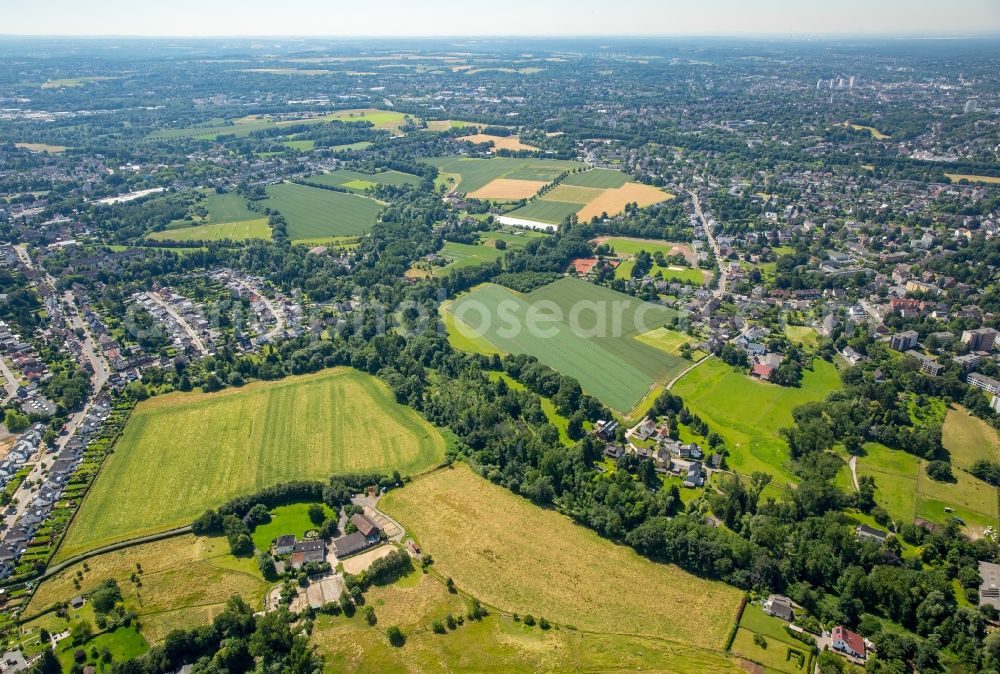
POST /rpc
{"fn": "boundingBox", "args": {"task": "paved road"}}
[0,355,19,403]
[689,191,727,298]
[145,291,208,354]
[63,290,111,389]
[233,278,285,341]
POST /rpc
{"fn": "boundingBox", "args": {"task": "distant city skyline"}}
[3,0,1000,38]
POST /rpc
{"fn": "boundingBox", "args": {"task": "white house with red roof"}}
[831,625,866,660]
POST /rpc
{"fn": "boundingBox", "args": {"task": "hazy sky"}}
[4,0,1000,37]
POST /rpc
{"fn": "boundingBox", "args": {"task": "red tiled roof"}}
[833,626,866,657]
[751,363,775,378]
[572,258,599,275]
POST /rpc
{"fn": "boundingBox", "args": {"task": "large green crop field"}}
[203,191,257,222]
[263,182,384,240]
[57,368,446,560]
[505,199,583,225]
[673,357,842,482]
[561,168,630,188]
[425,156,583,194]
[445,277,687,412]
[150,108,411,140]
[303,168,421,192]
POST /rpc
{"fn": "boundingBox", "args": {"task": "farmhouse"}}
[289,540,325,569]
[831,625,867,660]
[751,362,775,380]
[274,535,296,555]
[350,513,382,544]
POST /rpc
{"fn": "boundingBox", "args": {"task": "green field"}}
[673,358,842,482]
[303,168,421,192]
[263,182,384,239]
[504,199,582,224]
[426,156,583,194]
[204,191,257,222]
[943,406,1000,470]
[854,441,999,536]
[561,168,630,188]
[634,326,698,356]
[149,218,270,242]
[150,109,411,140]
[57,368,446,559]
[445,277,687,412]
[381,464,743,648]
[595,237,693,259]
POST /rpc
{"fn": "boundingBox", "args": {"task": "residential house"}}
[831,626,867,660]
[290,540,325,568]
[856,524,888,545]
[763,594,794,622]
[980,561,1000,610]
[841,347,866,366]
[274,535,296,555]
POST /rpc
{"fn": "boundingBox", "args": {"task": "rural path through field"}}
[41,526,192,580]
[666,354,712,391]
[849,456,860,491]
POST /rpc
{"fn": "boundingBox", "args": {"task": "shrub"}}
[539,617,550,630]
[364,606,377,626]
[432,620,445,634]
[753,632,767,648]
[386,626,405,647]
[523,614,536,627]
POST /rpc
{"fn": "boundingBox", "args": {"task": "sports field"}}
[380,464,743,647]
[445,277,687,412]
[26,535,267,644]
[457,133,538,151]
[263,182,384,239]
[303,168,421,192]
[854,441,999,536]
[149,218,270,242]
[57,368,446,559]
[672,358,842,482]
[425,156,583,195]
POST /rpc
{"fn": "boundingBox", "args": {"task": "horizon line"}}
[2,32,1000,41]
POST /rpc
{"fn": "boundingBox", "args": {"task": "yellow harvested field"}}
[577,183,674,221]
[458,133,538,151]
[380,463,742,648]
[946,173,1000,185]
[467,178,548,200]
[16,142,67,154]
[541,184,604,203]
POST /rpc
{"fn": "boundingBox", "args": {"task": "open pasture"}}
[457,133,538,151]
[149,218,270,242]
[943,406,1000,470]
[26,534,267,644]
[15,142,68,154]
[150,108,410,140]
[445,277,687,412]
[425,156,583,195]
[673,357,841,482]
[263,182,383,240]
[303,168,421,192]
[380,463,743,647]
[56,368,445,559]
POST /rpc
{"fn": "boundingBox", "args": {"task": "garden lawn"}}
[380,464,743,648]
[263,182,383,240]
[672,358,842,483]
[250,503,333,551]
[57,368,445,559]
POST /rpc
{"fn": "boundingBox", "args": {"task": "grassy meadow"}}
[263,182,384,240]
[943,406,1000,470]
[25,535,268,645]
[57,368,446,559]
[672,357,842,482]
[150,108,411,140]
[149,218,269,242]
[302,168,421,192]
[380,464,743,647]
[445,277,688,412]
